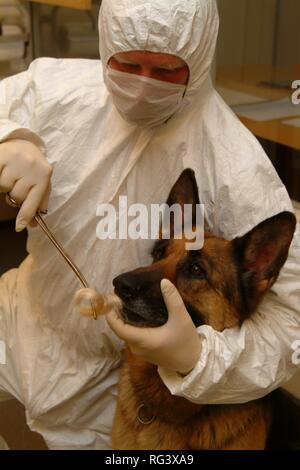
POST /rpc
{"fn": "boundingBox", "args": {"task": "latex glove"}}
[106,279,202,374]
[0,139,52,231]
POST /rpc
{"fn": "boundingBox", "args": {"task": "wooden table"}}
[216,65,300,150]
[27,0,92,10]
[216,64,300,202]
[239,116,300,151]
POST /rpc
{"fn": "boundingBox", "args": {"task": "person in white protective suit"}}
[0,0,299,450]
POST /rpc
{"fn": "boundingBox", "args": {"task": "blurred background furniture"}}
[28,0,91,8]
[28,0,100,59]
[0,0,32,78]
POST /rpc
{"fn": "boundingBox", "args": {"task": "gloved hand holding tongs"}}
[0,138,118,319]
[0,138,52,231]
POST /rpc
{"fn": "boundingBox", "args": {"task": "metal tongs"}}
[6,194,97,320]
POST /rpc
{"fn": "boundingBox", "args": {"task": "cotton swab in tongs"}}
[74,288,122,318]
[6,193,103,319]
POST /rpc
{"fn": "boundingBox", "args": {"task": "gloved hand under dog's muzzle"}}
[106,279,202,375]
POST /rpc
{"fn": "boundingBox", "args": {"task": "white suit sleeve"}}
[0,63,46,153]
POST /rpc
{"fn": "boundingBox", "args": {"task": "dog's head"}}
[113,169,296,331]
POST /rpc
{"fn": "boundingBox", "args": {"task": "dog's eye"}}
[189,263,206,278]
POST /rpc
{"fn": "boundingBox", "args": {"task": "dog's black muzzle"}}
[113,270,168,327]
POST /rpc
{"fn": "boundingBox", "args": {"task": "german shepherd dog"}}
[112,169,298,450]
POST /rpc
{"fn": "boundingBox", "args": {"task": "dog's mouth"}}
[115,295,205,328]
[119,303,168,328]
[114,289,205,328]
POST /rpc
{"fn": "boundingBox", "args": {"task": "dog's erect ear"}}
[166,168,200,210]
[163,169,200,237]
[234,211,296,316]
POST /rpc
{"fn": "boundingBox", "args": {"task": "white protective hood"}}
[99,0,219,115]
[0,0,299,451]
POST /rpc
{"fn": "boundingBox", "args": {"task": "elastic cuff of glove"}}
[0,128,47,156]
[158,365,194,384]
[177,368,194,378]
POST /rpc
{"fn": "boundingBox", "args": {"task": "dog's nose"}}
[113,273,142,300]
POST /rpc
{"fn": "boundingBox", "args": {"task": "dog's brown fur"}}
[112,169,297,450]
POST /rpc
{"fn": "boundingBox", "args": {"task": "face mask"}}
[104,67,187,128]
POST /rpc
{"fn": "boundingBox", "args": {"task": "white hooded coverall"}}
[0,0,299,450]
